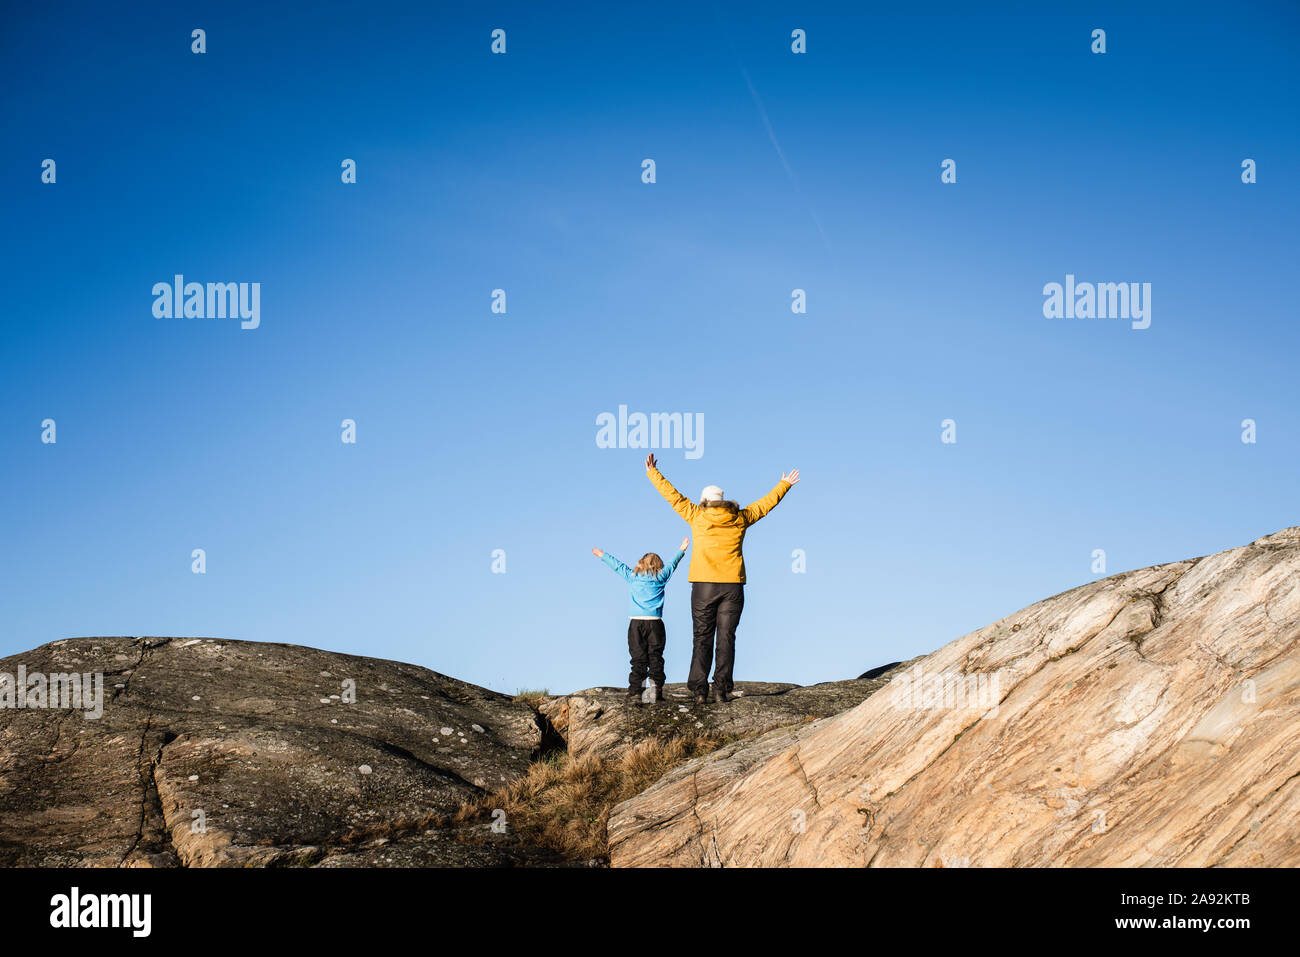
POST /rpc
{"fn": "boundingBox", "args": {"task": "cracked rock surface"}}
[0,638,547,866]
[607,527,1300,867]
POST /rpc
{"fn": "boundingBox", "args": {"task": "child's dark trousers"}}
[627,618,667,693]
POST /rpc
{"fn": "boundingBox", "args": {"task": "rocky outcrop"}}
[7,528,1295,868]
[0,632,906,867]
[608,527,1300,867]
[537,672,909,763]
[0,637,549,866]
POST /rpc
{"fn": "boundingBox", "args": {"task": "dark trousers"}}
[688,583,745,695]
[628,618,667,692]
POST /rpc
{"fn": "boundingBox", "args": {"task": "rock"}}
[608,527,1300,867]
[858,662,903,681]
[314,825,560,867]
[0,637,544,867]
[537,672,911,763]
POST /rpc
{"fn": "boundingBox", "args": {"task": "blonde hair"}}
[633,552,664,576]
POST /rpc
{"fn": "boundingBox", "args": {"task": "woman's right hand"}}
[782,469,801,486]
[591,547,604,558]
[645,453,657,470]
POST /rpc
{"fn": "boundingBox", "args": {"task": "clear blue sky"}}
[2,1,1296,694]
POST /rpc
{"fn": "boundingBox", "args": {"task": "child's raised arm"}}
[657,538,689,582]
[593,548,634,582]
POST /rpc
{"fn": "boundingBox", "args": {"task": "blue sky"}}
[2,1,1297,694]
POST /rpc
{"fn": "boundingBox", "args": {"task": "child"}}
[591,537,689,705]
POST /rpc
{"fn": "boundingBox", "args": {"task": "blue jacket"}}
[600,549,685,618]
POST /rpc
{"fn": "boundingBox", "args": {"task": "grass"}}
[512,688,550,709]
[456,732,723,861]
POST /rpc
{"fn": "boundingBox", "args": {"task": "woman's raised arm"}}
[740,469,800,524]
[645,454,698,522]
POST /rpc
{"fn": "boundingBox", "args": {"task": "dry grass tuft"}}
[512,689,550,709]
[456,733,722,861]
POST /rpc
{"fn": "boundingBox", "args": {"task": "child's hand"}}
[645,453,657,470]
[591,547,604,558]
[680,537,690,551]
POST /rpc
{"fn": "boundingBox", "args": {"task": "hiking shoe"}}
[692,689,708,706]
[626,688,643,706]
[709,686,731,704]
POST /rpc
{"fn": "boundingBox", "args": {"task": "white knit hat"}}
[700,485,724,503]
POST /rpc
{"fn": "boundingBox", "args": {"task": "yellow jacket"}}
[647,466,792,583]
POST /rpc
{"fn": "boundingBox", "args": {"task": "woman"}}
[644,453,800,704]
